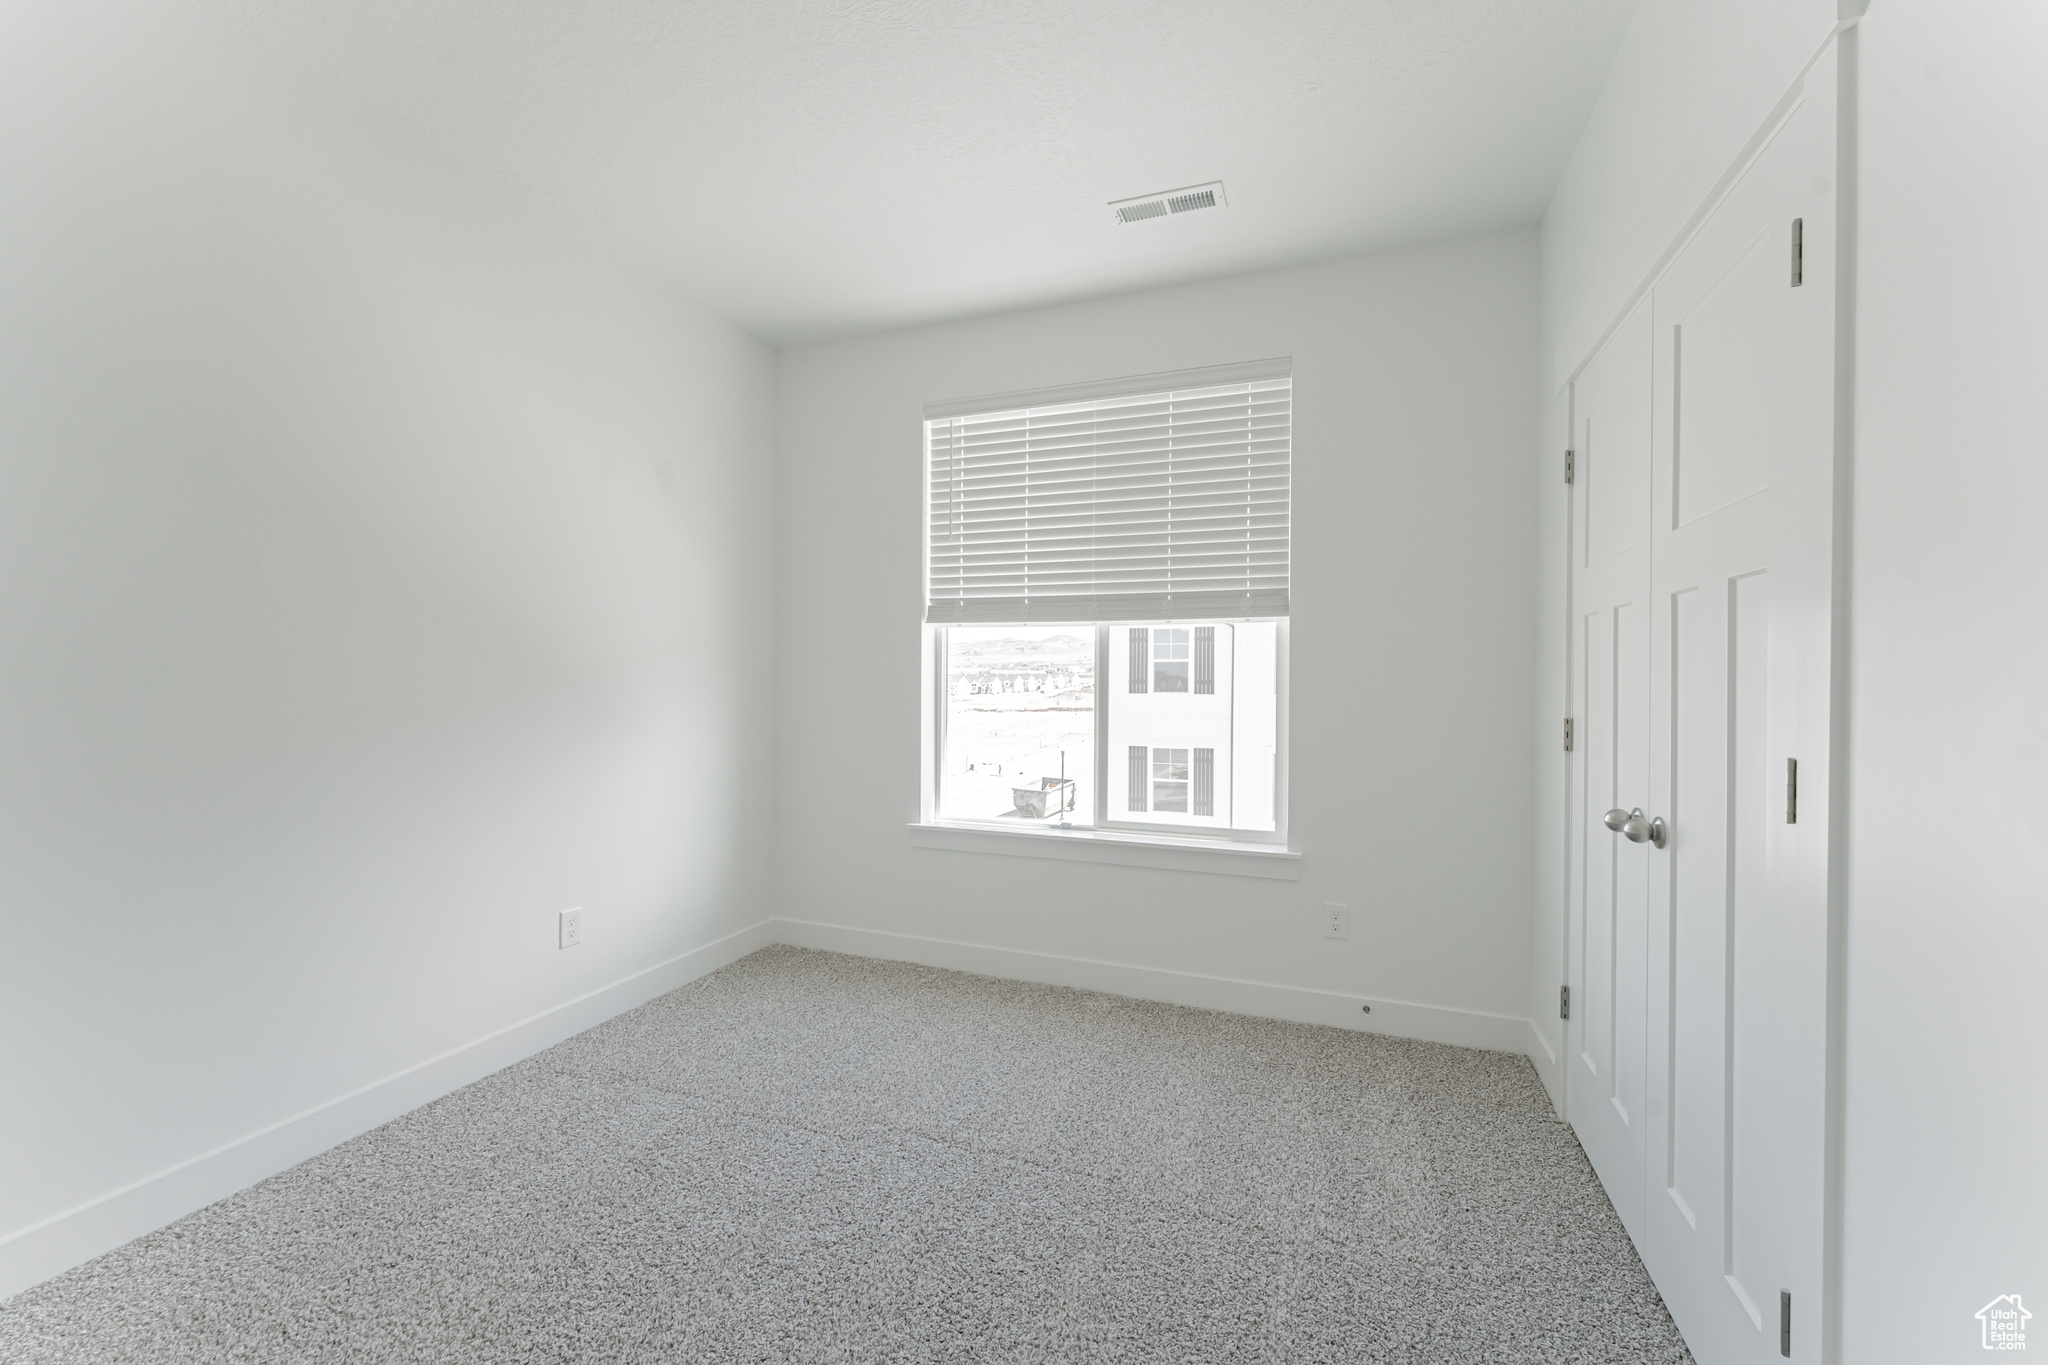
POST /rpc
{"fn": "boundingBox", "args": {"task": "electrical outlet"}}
[559,907,583,949]
[1323,902,1349,940]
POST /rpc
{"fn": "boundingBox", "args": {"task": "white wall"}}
[0,2,776,1295]
[1540,0,1845,373]
[1845,4,2048,1359]
[775,233,1538,1041]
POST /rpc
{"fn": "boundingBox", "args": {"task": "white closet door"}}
[1566,301,1654,1238]
[1639,49,1838,1364]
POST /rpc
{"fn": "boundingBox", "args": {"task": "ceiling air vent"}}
[1110,181,1227,225]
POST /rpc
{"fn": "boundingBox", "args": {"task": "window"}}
[1150,628,1189,692]
[924,360,1290,844]
[1151,749,1190,811]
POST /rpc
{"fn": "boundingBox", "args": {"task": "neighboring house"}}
[1113,624,1238,824]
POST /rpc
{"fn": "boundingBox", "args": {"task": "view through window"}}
[939,621,1278,834]
[940,626,1095,825]
[1106,621,1277,832]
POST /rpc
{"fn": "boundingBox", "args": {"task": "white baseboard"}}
[0,919,777,1304]
[772,918,1530,1054]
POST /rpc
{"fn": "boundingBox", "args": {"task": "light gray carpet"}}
[1,946,1690,1363]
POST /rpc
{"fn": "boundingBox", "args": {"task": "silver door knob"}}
[1603,807,1668,848]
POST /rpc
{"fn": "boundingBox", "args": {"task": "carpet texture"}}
[1,946,1691,1363]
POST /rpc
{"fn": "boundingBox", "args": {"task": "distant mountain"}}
[950,634,1090,662]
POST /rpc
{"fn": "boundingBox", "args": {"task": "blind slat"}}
[925,373,1291,624]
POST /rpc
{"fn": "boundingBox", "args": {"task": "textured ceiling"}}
[207,0,1637,343]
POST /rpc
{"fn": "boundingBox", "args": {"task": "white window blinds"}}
[925,360,1291,624]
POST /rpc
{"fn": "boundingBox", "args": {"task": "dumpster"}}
[1012,777,1075,820]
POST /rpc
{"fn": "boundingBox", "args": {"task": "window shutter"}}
[926,359,1291,624]
[1193,626,1215,695]
[1193,748,1214,817]
[1128,746,1149,812]
[1129,628,1149,693]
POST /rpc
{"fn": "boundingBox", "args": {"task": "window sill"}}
[907,822,1301,880]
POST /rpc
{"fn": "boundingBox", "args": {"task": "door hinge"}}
[1560,985,1571,1021]
[1791,218,1804,287]
[1780,1290,1792,1357]
[1563,717,1574,752]
[1564,448,1575,484]
[1786,757,1799,824]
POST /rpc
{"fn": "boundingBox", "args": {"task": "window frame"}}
[917,357,1293,861]
[920,618,1290,850]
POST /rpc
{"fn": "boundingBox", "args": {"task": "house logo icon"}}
[1978,1295,2030,1350]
